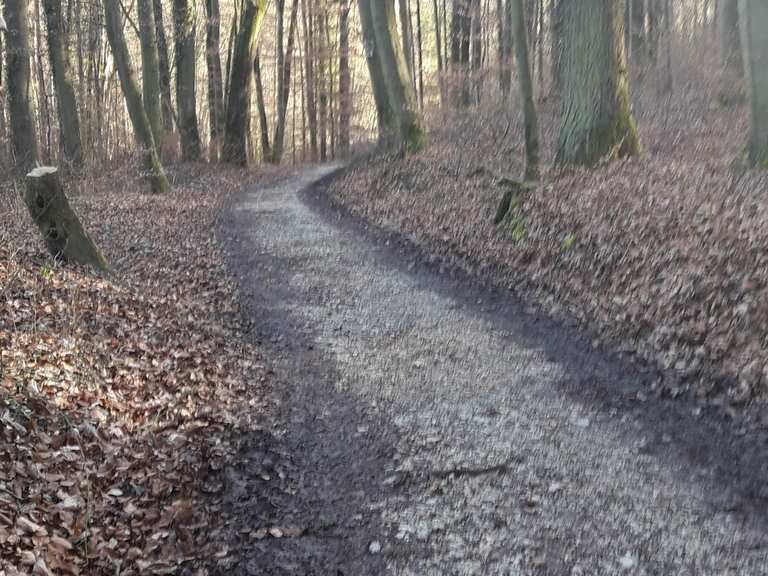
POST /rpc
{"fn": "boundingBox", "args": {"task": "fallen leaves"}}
[330,60,768,411]
[1,164,278,574]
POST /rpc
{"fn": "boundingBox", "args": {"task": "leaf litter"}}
[1,163,291,575]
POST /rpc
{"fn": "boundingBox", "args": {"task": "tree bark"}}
[338,0,351,156]
[138,0,163,149]
[205,0,225,161]
[272,0,300,163]
[301,0,318,160]
[23,167,111,273]
[739,0,768,166]
[153,0,175,134]
[509,0,538,180]
[432,0,446,104]
[399,0,416,87]
[104,0,169,193]
[4,0,39,173]
[41,0,82,168]
[369,0,427,153]
[550,0,563,92]
[555,0,640,166]
[720,0,742,75]
[358,0,396,144]
[253,51,271,159]
[470,0,482,104]
[450,0,471,106]
[221,0,269,165]
[173,0,202,160]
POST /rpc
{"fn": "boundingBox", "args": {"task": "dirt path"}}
[221,167,768,575]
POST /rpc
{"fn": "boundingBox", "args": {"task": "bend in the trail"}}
[221,166,768,575]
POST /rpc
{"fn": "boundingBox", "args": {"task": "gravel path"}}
[223,166,768,575]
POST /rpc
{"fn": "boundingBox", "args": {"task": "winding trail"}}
[222,166,768,575]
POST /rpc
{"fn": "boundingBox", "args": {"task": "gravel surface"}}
[223,167,768,575]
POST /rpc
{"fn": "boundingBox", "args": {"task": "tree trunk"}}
[317,7,328,161]
[450,0,472,106]
[470,0,482,104]
[104,0,169,193]
[432,0,446,104]
[555,0,640,166]
[721,0,742,75]
[173,0,202,160]
[42,0,83,168]
[153,0,175,134]
[338,0,351,156]
[358,0,396,144]
[399,0,416,87]
[509,0,538,180]
[739,0,768,166]
[416,0,424,109]
[630,0,646,65]
[550,0,563,92]
[23,167,111,273]
[4,0,39,173]
[138,0,163,149]
[222,0,268,165]
[302,0,318,160]
[253,51,272,159]
[272,0,300,163]
[369,0,427,153]
[205,0,225,161]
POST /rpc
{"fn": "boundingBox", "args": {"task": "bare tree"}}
[739,0,768,166]
[173,0,202,160]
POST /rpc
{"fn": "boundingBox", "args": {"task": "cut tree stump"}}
[23,166,111,273]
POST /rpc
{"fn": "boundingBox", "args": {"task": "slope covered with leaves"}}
[329,51,768,417]
[1,165,281,575]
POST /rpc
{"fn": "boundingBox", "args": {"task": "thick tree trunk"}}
[272,0,300,163]
[138,0,163,149]
[416,0,424,109]
[432,0,446,104]
[555,0,640,166]
[720,0,742,75]
[509,0,538,180]
[302,0,318,160]
[173,0,202,160]
[317,8,328,161]
[104,0,169,193]
[369,0,427,153]
[450,0,472,106]
[253,51,272,159]
[205,0,225,161]
[23,167,111,273]
[399,0,416,86]
[550,0,563,92]
[739,0,768,166]
[338,0,351,157]
[42,0,83,168]
[630,0,645,65]
[222,0,268,165]
[470,0,482,104]
[4,0,39,173]
[153,0,175,133]
[358,0,396,144]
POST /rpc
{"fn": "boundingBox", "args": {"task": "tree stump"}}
[23,166,111,273]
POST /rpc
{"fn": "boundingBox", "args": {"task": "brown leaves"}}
[1,165,274,574]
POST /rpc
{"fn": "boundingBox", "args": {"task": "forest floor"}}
[219,166,768,574]
[329,61,768,426]
[0,164,297,575]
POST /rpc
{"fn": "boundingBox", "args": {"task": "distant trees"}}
[104,0,169,193]
[556,0,640,166]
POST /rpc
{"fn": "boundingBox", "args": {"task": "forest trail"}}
[221,167,768,575]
